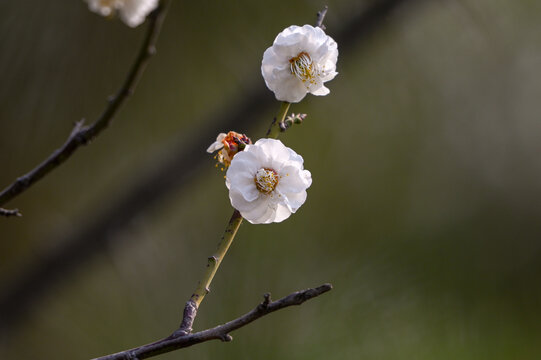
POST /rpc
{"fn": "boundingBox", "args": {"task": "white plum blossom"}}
[261,24,338,103]
[85,0,159,27]
[207,133,227,153]
[226,138,312,224]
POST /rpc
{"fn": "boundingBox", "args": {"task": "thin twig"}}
[92,284,332,360]
[0,0,171,210]
[0,207,21,217]
[315,5,329,29]
[265,102,291,139]
[0,0,423,335]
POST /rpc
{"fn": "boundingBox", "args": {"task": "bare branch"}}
[0,0,171,210]
[0,208,21,217]
[92,284,333,360]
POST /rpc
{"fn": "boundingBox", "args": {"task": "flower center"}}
[289,52,318,84]
[254,168,279,194]
[99,0,117,7]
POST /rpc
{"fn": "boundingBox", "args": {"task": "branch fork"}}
[93,284,332,360]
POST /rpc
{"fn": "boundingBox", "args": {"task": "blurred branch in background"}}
[93,284,332,360]
[0,0,171,214]
[0,208,21,217]
[0,0,425,338]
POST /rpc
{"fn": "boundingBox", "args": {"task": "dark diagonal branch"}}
[93,284,332,360]
[0,0,424,335]
[0,0,171,211]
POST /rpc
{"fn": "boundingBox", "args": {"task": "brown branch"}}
[0,0,424,335]
[0,0,171,210]
[0,207,21,217]
[92,284,332,360]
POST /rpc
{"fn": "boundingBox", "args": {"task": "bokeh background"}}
[1,0,541,359]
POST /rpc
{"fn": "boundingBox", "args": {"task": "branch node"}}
[15,176,30,188]
[260,292,271,309]
[148,45,157,55]
[70,121,90,145]
[71,119,86,132]
[170,329,189,338]
[178,300,198,334]
[74,132,90,146]
[219,333,233,342]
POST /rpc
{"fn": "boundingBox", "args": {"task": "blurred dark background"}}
[1,0,541,359]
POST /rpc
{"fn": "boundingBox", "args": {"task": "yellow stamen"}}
[290,52,318,85]
[254,168,279,194]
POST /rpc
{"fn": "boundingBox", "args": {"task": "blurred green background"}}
[1,0,541,359]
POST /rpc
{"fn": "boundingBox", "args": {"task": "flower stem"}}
[266,101,291,139]
[178,210,243,333]
[194,102,290,304]
[195,104,289,298]
[190,210,243,308]
[180,101,292,333]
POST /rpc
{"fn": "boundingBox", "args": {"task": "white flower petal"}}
[85,0,158,27]
[270,72,309,103]
[282,190,308,212]
[261,24,338,103]
[285,148,305,168]
[229,189,261,212]
[233,180,259,202]
[255,139,290,169]
[278,167,311,193]
[273,203,292,222]
[225,139,311,224]
[242,199,274,224]
[252,201,292,224]
[311,85,330,96]
[119,0,158,27]
[227,151,260,177]
[207,133,226,153]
